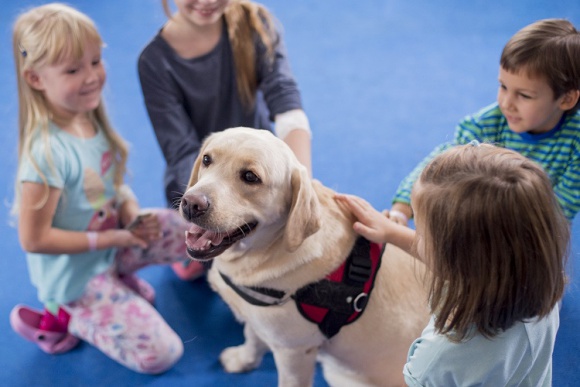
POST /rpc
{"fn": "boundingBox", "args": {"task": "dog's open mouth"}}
[185,222,258,261]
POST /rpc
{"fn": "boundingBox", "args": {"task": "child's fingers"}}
[352,221,368,234]
[140,220,160,234]
[349,196,374,213]
[132,235,148,249]
[137,213,158,228]
[131,226,162,243]
[334,194,356,212]
[352,221,382,243]
[335,195,389,233]
[335,198,350,213]
[118,229,148,249]
[131,212,159,229]
[335,194,368,216]
[350,200,379,222]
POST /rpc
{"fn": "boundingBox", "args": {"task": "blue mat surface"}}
[0,1,579,386]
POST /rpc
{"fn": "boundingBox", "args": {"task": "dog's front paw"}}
[220,345,263,373]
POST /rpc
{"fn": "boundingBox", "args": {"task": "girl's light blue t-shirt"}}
[19,124,118,304]
[404,306,559,386]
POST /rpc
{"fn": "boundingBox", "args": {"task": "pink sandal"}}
[10,305,79,354]
[171,260,206,281]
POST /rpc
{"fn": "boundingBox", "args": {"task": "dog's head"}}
[180,127,320,262]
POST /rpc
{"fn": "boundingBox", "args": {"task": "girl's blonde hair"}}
[12,3,128,213]
[414,144,569,341]
[162,0,276,109]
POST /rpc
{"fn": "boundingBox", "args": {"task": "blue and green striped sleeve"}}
[392,109,489,206]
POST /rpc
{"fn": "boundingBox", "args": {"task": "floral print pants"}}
[65,209,189,374]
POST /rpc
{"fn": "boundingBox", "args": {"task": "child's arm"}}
[552,156,579,221]
[390,111,487,221]
[391,143,452,216]
[335,194,417,258]
[275,109,312,177]
[18,182,147,254]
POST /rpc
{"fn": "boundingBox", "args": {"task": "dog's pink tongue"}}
[185,223,224,249]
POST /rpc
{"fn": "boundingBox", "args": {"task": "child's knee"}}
[132,330,184,374]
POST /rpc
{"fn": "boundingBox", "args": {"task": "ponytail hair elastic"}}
[469,139,480,147]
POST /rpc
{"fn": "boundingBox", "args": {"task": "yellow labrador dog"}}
[180,127,429,387]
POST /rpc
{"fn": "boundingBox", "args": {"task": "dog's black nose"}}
[181,193,210,220]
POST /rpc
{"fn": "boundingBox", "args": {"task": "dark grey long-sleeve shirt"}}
[138,20,303,207]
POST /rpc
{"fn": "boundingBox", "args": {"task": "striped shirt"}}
[393,103,580,221]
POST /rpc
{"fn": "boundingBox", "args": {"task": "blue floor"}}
[1,1,579,386]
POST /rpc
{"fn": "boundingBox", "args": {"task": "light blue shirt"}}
[404,306,559,386]
[19,123,118,304]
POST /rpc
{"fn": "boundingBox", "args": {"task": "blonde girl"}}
[336,143,568,385]
[10,3,191,374]
[139,0,312,280]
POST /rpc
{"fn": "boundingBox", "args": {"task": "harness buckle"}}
[353,292,368,312]
[348,258,372,284]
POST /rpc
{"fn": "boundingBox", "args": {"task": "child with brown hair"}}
[336,143,569,385]
[388,18,580,226]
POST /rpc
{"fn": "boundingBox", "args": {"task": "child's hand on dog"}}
[334,194,395,243]
[125,212,162,244]
[335,194,416,255]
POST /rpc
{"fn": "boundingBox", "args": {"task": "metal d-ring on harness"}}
[218,237,384,339]
[292,237,383,338]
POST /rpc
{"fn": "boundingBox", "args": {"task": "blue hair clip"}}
[469,139,480,147]
[18,43,27,58]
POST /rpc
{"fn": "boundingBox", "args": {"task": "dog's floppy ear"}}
[283,166,321,252]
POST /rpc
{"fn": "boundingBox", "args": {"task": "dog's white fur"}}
[180,127,429,387]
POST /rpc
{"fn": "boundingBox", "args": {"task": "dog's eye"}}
[241,170,260,184]
[202,155,212,166]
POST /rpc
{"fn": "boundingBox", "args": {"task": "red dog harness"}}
[219,237,384,338]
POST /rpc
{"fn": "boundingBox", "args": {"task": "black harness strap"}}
[219,272,287,307]
[218,237,384,339]
[293,280,369,315]
[293,237,383,338]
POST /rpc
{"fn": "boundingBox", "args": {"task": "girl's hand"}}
[334,193,399,244]
[101,229,148,249]
[126,212,162,244]
[335,193,417,255]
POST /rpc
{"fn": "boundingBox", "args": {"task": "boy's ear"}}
[559,89,580,110]
[23,69,44,91]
